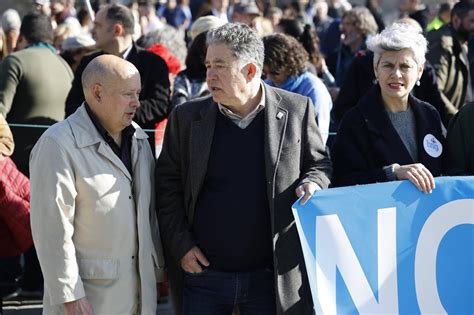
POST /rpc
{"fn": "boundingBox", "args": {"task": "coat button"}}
[132,255,135,259]
[129,195,132,199]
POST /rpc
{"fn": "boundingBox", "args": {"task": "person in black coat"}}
[332,19,445,127]
[332,22,444,193]
[65,4,170,153]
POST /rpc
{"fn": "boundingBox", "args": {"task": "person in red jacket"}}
[0,114,32,304]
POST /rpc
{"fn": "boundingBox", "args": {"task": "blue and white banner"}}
[292,177,474,314]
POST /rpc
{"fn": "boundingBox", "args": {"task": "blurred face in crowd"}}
[50,0,66,15]
[92,8,115,51]
[374,48,423,107]
[211,0,228,12]
[263,65,287,86]
[206,43,250,107]
[453,10,474,43]
[340,15,363,51]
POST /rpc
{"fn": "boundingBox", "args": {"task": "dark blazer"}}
[333,50,445,126]
[156,84,332,315]
[331,85,444,187]
[65,42,171,131]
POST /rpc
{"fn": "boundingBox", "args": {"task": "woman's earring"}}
[373,78,378,84]
[416,80,421,86]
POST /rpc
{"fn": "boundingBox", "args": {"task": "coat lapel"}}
[190,100,217,201]
[69,104,133,181]
[359,86,414,165]
[263,85,288,186]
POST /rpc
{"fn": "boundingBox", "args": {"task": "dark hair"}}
[20,12,54,44]
[104,4,135,36]
[451,1,473,19]
[263,33,308,77]
[278,19,323,70]
[185,31,208,79]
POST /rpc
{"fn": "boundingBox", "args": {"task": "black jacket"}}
[65,42,171,131]
[333,51,445,126]
[331,85,444,187]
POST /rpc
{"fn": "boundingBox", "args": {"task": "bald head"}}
[82,54,139,96]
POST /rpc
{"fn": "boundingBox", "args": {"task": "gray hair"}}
[366,22,427,67]
[207,23,264,74]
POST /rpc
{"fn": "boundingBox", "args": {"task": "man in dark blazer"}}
[65,3,170,152]
[156,23,332,315]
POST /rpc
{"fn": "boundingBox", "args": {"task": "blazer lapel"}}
[190,100,217,201]
[360,87,414,165]
[264,85,288,186]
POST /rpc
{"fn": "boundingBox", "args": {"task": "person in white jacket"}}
[30,55,165,315]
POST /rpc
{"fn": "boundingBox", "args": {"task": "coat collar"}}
[357,86,426,165]
[67,104,148,180]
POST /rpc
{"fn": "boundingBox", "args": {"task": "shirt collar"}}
[122,44,133,60]
[85,102,135,144]
[218,83,265,120]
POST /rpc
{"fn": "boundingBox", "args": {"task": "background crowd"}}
[0,0,473,313]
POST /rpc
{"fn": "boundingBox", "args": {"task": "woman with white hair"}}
[331,22,444,193]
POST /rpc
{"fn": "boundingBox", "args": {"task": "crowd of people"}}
[0,0,474,314]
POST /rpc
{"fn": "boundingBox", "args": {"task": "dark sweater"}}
[192,111,273,271]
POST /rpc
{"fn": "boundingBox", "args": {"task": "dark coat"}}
[445,101,474,175]
[65,42,171,131]
[331,85,444,187]
[426,24,470,123]
[333,50,445,126]
[155,84,332,315]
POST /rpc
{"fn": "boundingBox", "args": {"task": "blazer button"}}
[132,255,135,259]
[129,195,132,199]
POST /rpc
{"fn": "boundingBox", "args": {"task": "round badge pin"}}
[423,134,442,158]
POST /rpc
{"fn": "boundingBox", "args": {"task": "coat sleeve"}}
[331,113,388,186]
[298,97,332,189]
[29,136,85,305]
[133,54,171,129]
[444,103,473,175]
[426,44,458,120]
[0,55,22,117]
[65,58,87,117]
[155,108,195,263]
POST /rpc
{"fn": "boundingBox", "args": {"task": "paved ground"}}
[1,297,173,315]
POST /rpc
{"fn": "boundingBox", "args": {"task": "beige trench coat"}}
[30,104,165,315]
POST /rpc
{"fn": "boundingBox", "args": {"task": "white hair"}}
[366,22,427,67]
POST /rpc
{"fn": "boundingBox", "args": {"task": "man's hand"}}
[394,163,435,194]
[296,182,321,205]
[64,297,94,315]
[180,246,210,273]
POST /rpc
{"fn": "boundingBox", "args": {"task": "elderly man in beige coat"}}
[29,55,165,315]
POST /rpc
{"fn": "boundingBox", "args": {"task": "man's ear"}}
[113,23,124,36]
[452,15,461,29]
[245,63,258,82]
[92,83,103,102]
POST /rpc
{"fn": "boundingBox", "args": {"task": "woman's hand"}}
[393,163,435,193]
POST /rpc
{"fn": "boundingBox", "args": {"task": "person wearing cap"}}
[156,23,331,315]
[1,9,21,54]
[60,34,96,72]
[232,1,261,27]
[66,3,171,156]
